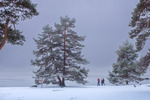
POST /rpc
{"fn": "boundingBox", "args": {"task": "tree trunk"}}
[57,76,62,86]
[62,29,66,87]
[57,76,65,87]
[63,29,66,66]
[62,77,65,87]
[0,19,9,50]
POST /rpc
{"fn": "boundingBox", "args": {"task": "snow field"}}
[0,85,150,100]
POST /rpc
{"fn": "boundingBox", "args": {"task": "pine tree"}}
[32,16,89,87]
[54,16,89,86]
[129,0,150,68]
[0,0,38,50]
[108,41,144,85]
[31,25,59,87]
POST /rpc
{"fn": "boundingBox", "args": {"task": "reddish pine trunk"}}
[56,29,67,87]
[0,19,9,50]
[63,29,66,66]
[57,29,67,87]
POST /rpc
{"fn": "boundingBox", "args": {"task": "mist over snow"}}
[0,0,150,87]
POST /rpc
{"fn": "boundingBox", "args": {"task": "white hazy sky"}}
[1,0,149,87]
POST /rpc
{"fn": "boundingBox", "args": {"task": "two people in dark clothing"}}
[97,78,105,86]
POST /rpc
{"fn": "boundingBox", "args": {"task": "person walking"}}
[97,78,100,86]
[101,78,105,86]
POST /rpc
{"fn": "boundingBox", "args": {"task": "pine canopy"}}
[0,0,38,49]
[108,41,144,85]
[129,0,150,67]
[32,16,89,87]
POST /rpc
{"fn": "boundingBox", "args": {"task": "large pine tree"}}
[0,0,38,50]
[108,41,144,85]
[32,16,89,87]
[31,25,60,87]
[129,0,150,68]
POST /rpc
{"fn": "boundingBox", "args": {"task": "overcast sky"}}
[1,0,149,87]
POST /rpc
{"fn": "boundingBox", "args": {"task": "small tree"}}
[129,0,150,68]
[32,16,89,87]
[108,41,144,85]
[0,0,38,50]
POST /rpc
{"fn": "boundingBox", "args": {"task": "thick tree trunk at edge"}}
[0,19,9,50]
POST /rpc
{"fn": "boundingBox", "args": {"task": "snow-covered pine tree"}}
[54,16,89,86]
[0,0,38,50]
[32,16,89,87]
[129,0,150,68]
[108,41,143,85]
[31,25,61,87]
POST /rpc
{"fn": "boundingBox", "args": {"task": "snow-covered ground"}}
[0,84,150,100]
